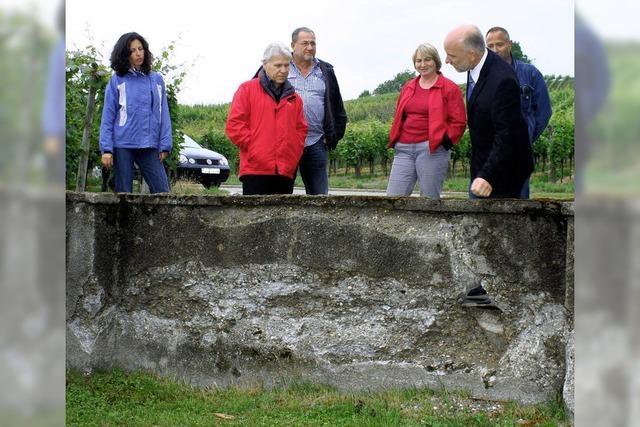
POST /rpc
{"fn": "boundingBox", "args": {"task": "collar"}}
[469,49,488,83]
[128,67,145,76]
[411,73,443,89]
[259,69,295,101]
[290,58,320,74]
[510,53,520,71]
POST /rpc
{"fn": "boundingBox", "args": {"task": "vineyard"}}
[66,43,574,188]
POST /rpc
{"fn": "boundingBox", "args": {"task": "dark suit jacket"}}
[467,50,534,198]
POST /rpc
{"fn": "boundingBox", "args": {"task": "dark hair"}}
[291,27,315,43]
[485,26,510,40]
[110,32,154,76]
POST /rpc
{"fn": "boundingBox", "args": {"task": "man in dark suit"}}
[444,25,533,199]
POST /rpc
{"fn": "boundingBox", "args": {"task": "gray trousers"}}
[386,142,450,199]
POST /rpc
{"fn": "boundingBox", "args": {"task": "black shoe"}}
[461,295,492,307]
[459,285,502,310]
[466,285,487,297]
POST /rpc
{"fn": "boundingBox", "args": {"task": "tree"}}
[373,70,415,95]
[511,41,531,64]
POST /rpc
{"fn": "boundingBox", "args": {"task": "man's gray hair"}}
[262,42,292,63]
[292,27,315,43]
[464,26,486,54]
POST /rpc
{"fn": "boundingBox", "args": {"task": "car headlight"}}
[219,157,229,166]
[179,154,188,164]
[188,158,196,164]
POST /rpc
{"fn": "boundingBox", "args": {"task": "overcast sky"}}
[65,0,576,105]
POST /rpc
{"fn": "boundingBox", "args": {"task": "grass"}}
[66,370,569,427]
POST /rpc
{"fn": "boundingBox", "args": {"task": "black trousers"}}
[241,175,294,195]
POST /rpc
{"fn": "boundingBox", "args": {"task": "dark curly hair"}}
[110,32,154,76]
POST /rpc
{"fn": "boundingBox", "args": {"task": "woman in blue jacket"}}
[99,32,172,193]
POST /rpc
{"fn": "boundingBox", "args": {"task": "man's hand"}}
[159,151,169,161]
[101,153,113,169]
[470,177,493,198]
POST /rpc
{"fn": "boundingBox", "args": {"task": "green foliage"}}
[65,47,111,187]
[545,75,574,90]
[201,128,239,174]
[511,41,531,64]
[152,41,188,181]
[336,121,391,177]
[450,131,472,176]
[373,69,416,95]
[532,87,575,182]
[344,92,398,123]
[178,103,238,175]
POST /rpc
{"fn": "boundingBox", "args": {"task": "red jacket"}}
[388,74,467,152]
[225,78,307,179]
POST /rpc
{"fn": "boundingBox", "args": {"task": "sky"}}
[64,0,576,105]
[578,0,640,41]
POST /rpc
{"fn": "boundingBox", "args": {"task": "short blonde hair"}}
[412,43,442,72]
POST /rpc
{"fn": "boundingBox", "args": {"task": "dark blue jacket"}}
[511,56,552,144]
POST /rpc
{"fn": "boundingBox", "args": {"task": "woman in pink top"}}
[386,43,467,198]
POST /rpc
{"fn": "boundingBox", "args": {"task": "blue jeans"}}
[113,147,170,193]
[299,140,329,195]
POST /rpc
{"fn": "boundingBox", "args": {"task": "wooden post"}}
[75,83,97,192]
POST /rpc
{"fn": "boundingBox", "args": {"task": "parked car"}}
[97,134,230,191]
[177,134,230,188]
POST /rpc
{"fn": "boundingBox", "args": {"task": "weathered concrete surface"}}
[66,192,573,405]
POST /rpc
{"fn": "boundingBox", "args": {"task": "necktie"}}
[467,74,475,101]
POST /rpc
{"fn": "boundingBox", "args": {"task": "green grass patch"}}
[67,370,569,427]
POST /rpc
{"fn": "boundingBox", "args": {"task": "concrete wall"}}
[66,192,573,405]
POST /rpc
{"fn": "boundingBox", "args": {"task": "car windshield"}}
[181,135,202,149]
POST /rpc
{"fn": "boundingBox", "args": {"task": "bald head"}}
[443,24,485,72]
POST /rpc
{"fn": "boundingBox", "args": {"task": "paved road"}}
[220,185,467,198]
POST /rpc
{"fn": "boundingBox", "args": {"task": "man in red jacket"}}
[226,42,308,195]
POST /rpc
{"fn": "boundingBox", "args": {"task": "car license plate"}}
[202,168,220,174]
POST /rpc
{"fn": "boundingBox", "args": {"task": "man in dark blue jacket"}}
[444,24,533,199]
[486,27,552,198]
